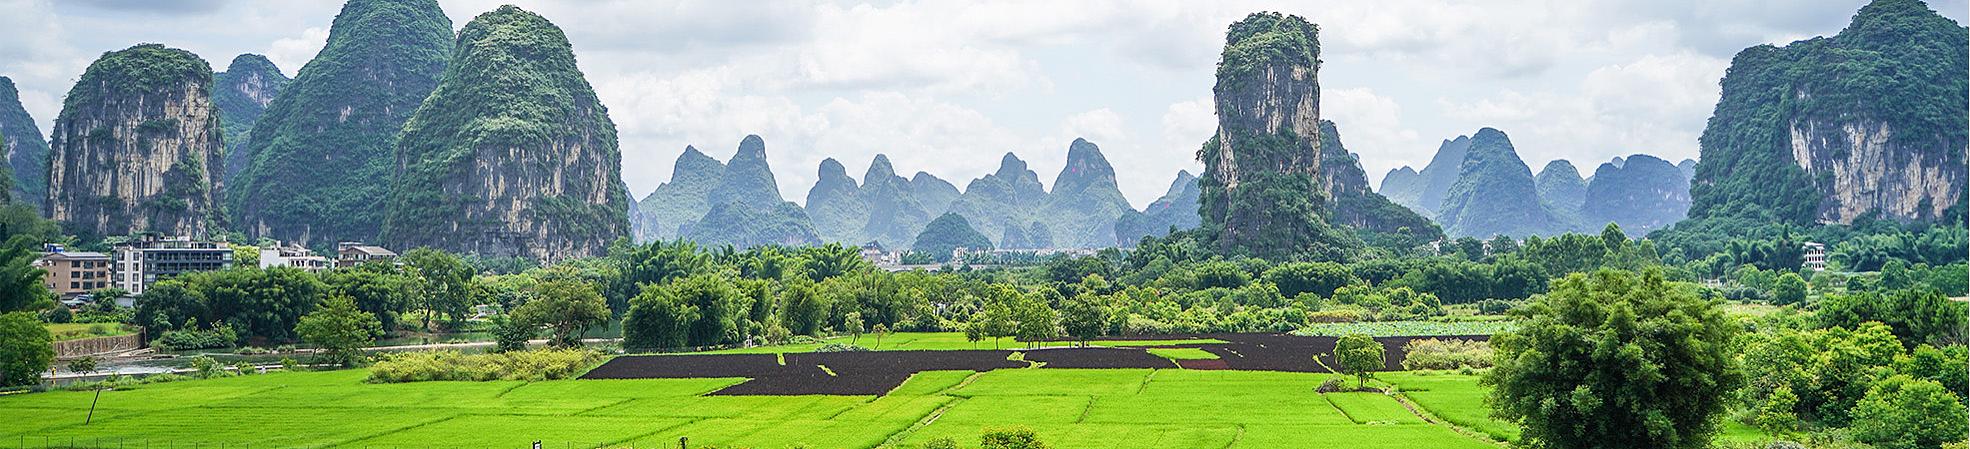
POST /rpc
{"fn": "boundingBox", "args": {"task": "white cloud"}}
[265,27,328,77]
[1322,87,1425,185]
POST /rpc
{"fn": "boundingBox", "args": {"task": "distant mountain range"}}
[1379,131,1695,238]
[633,136,1185,250]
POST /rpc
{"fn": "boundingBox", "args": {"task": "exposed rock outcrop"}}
[47,44,226,238]
[233,0,453,246]
[382,5,629,261]
[1197,12,1356,259]
[0,77,50,211]
[1690,0,1966,224]
[212,54,290,181]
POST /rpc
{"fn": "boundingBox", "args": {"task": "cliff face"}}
[1197,12,1355,259]
[0,77,49,211]
[1433,128,1559,238]
[1581,154,1690,234]
[634,146,723,242]
[47,44,226,238]
[233,0,453,246]
[213,54,290,181]
[1038,138,1133,248]
[1690,0,1967,224]
[383,5,629,261]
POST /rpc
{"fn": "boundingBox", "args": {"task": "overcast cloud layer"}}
[2,0,1962,207]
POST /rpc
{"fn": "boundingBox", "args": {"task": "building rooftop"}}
[40,251,110,260]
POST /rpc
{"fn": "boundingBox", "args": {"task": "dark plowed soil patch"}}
[581,353,784,379]
[1176,359,1230,370]
[582,333,1490,395]
[1022,347,1176,369]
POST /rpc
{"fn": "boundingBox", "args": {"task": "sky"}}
[0,0,1963,208]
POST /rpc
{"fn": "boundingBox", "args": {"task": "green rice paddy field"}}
[3,332,1761,449]
[3,368,1517,449]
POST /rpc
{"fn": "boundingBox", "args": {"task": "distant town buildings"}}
[859,242,899,266]
[1802,242,1827,272]
[336,242,399,268]
[35,249,111,298]
[112,234,234,295]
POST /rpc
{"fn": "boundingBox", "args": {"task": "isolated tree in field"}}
[871,323,889,348]
[964,320,984,348]
[513,279,610,348]
[1484,269,1741,449]
[845,312,864,345]
[1013,296,1058,348]
[1060,294,1109,347]
[296,295,382,367]
[1334,333,1385,389]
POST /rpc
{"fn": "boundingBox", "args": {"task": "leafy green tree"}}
[1818,287,1966,347]
[295,295,381,367]
[606,240,713,311]
[1754,384,1799,438]
[1772,272,1807,305]
[1896,344,1968,397]
[322,267,414,331]
[1262,262,1358,298]
[844,312,864,345]
[187,267,326,342]
[0,312,53,386]
[1060,294,1109,346]
[1334,333,1385,389]
[1851,375,1967,449]
[796,243,868,282]
[133,280,204,331]
[1013,296,1057,347]
[621,284,700,351]
[781,278,828,336]
[488,314,531,352]
[1484,269,1741,449]
[0,236,52,313]
[980,426,1049,449]
[401,247,473,327]
[511,279,609,348]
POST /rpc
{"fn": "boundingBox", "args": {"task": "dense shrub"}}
[1399,338,1494,370]
[366,349,605,383]
[152,326,238,351]
[815,343,870,353]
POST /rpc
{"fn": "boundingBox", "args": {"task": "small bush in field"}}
[1399,338,1494,370]
[981,427,1048,449]
[366,349,605,383]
